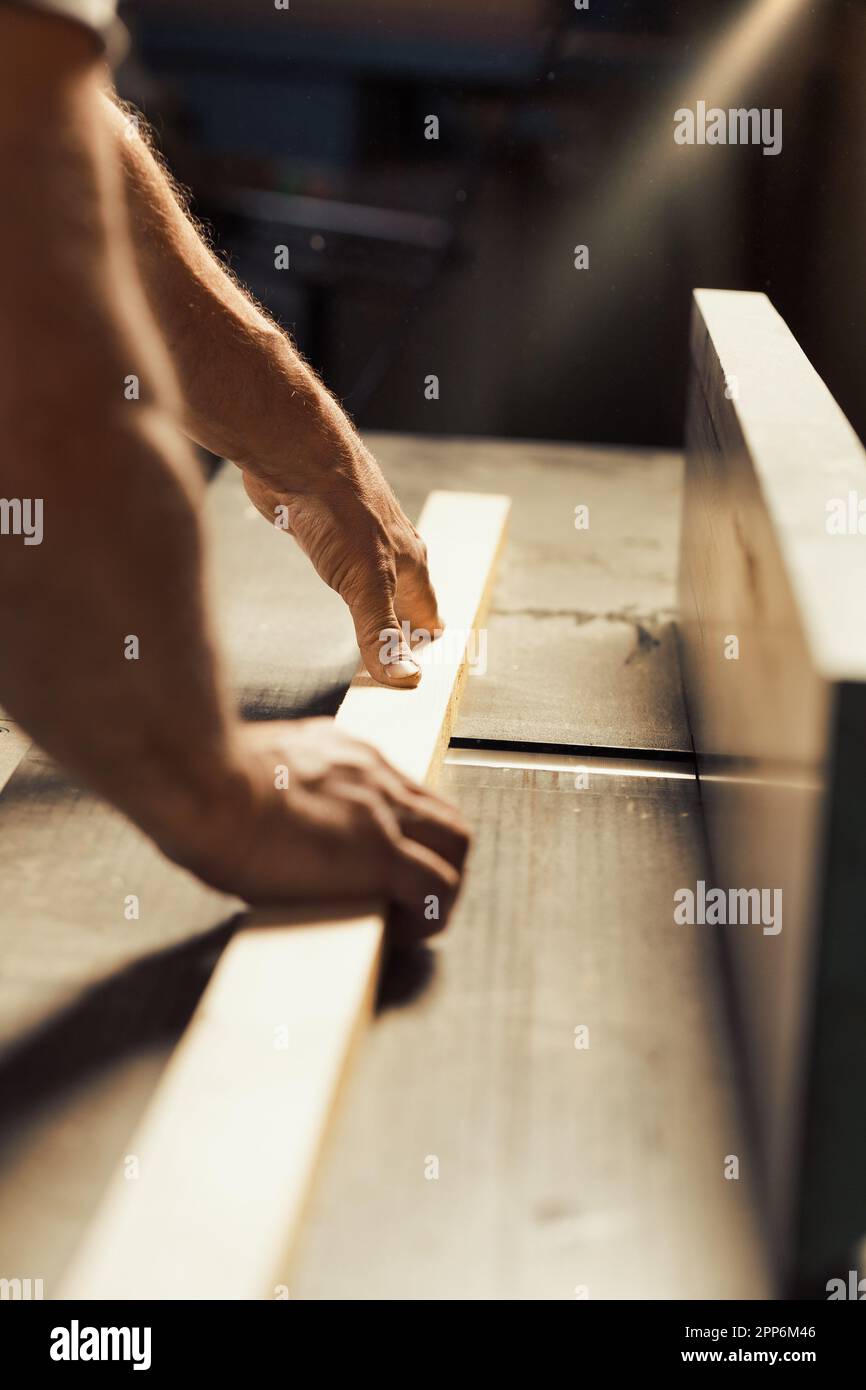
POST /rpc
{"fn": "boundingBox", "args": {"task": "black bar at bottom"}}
[2,1296,861,1374]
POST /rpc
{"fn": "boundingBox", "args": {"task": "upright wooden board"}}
[678,288,866,1286]
[59,490,509,1299]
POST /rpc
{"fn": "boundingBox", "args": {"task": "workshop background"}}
[114,0,865,453]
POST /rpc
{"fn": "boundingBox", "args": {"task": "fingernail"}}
[385,658,420,682]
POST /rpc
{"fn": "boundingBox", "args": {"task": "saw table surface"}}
[209,434,690,752]
[0,435,766,1298]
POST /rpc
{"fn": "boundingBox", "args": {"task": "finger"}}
[392,792,471,873]
[357,749,471,839]
[350,587,421,688]
[387,837,462,943]
[328,757,469,861]
[360,742,459,806]
[395,548,445,643]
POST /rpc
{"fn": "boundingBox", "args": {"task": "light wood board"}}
[59,489,509,1299]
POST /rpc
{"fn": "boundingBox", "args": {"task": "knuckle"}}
[347,788,396,846]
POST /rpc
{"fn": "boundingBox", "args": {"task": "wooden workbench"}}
[0,436,768,1298]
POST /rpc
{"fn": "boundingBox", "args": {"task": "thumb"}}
[349,586,421,688]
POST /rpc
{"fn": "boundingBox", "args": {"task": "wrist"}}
[113,726,252,877]
[147,727,277,897]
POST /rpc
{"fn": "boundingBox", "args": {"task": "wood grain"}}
[289,753,769,1300]
[59,490,509,1299]
[0,754,769,1300]
[678,288,866,1285]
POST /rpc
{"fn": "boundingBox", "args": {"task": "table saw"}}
[0,288,863,1300]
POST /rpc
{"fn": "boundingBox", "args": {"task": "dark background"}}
[115,0,865,450]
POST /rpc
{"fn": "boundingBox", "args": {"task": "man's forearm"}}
[99,87,442,691]
[101,92,359,490]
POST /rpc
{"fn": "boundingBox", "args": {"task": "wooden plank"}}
[290,752,769,1300]
[678,288,866,1287]
[59,489,509,1299]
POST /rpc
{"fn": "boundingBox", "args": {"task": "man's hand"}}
[242,444,443,687]
[102,94,444,686]
[172,719,470,943]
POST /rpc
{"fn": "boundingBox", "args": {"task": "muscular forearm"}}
[101,88,443,687]
[101,91,359,489]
